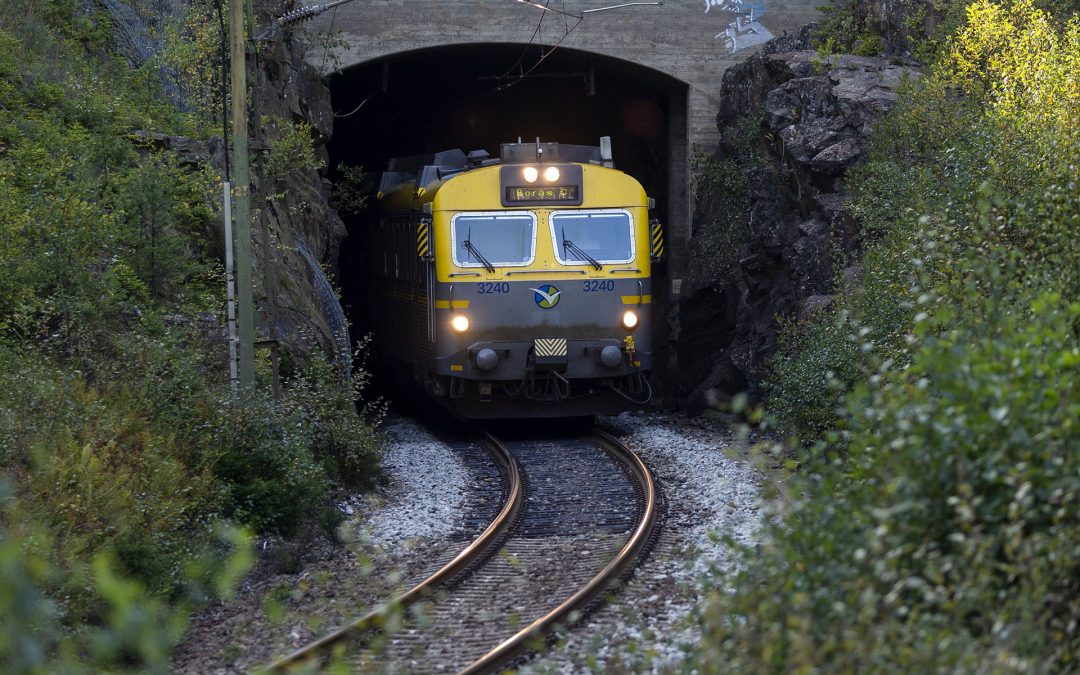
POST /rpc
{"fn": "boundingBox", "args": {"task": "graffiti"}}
[705,0,773,54]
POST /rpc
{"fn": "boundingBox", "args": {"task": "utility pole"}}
[230,0,255,389]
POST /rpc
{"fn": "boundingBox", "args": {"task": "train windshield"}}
[451,211,535,266]
[451,212,536,267]
[550,210,635,265]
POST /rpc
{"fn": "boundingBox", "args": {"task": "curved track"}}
[268,428,656,673]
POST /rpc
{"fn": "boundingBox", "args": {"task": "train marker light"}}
[451,315,470,333]
[621,310,639,331]
[543,166,560,182]
[522,166,539,183]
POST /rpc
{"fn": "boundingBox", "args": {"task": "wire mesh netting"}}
[97,0,187,110]
[295,239,352,375]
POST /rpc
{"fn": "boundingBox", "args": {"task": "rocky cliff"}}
[154,1,348,363]
[675,27,919,412]
[246,2,349,363]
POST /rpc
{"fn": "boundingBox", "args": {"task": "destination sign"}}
[505,186,580,202]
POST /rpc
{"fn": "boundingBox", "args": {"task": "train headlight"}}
[621,310,639,331]
[522,166,539,183]
[450,315,470,333]
[543,166,560,182]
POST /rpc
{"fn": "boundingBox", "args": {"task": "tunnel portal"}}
[327,44,687,344]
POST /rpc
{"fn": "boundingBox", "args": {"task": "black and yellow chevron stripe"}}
[534,338,568,357]
[416,220,430,258]
[650,219,664,259]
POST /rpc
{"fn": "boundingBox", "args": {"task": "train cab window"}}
[550,210,635,265]
[451,212,536,267]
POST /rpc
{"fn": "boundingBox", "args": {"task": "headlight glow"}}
[621,310,639,331]
[522,166,539,183]
[450,315,470,333]
[543,166,561,182]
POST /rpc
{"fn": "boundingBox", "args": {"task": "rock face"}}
[675,29,919,412]
[246,12,350,362]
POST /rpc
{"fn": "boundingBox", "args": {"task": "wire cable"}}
[498,0,549,83]
[495,14,583,92]
[214,0,230,181]
[334,89,380,118]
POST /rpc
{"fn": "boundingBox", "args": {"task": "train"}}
[357,137,662,418]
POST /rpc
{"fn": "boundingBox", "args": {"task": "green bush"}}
[0,2,385,669]
[1,480,252,674]
[688,119,761,283]
[704,1,1080,670]
[701,286,1080,671]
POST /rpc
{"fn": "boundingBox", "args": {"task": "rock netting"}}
[676,29,919,411]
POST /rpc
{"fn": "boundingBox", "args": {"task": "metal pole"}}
[230,0,255,389]
[223,180,239,388]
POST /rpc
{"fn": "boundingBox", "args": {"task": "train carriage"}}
[360,138,662,418]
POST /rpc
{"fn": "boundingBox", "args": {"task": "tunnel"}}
[325,43,687,372]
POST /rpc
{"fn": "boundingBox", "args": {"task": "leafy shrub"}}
[0,2,385,669]
[688,119,761,283]
[701,286,1080,671]
[813,0,883,55]
[704,1,1080,670]
[1,480,252,674]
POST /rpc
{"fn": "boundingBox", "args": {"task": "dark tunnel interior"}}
[325,43,685,357]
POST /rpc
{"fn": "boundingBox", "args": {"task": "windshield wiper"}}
[562,238,602,271]
[462,239,496,273]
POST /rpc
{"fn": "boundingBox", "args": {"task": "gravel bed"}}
[353,417,470,546]
[172,412,772,673]
[518,410,776,673]
[171,417,472,673]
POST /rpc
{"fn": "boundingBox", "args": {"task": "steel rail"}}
[458,428,656,674]
[266,431,522,672]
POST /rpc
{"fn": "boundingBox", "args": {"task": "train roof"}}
[377,138,617,199]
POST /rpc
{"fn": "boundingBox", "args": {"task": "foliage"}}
[1,481,252,674]
[813,0,885,56]
[701,292,1080,671]
[0,0,384,669]
[688,117,761,283]
[331,162,369,216]
[705,0,1080,670]
[262,117,323,186]
[154,0,228,130]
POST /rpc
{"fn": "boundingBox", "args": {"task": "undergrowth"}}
[699,0,1080,670]
[0,0,383,671]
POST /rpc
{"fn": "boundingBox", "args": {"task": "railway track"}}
[268,427,656,673]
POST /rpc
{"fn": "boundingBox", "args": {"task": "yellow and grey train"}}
[359,138,663,418]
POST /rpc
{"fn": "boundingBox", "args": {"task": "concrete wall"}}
[302,0,819,280]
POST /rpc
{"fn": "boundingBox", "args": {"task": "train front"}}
[429,144,657,418]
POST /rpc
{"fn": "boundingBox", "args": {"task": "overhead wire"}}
[320,6,338,72]
[213,0,230,181]
[498,0,550,84]
[495,13,584,92]
[335,89,380,118]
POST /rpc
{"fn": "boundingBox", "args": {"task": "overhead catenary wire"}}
[495,14,583,92]
[498,0,663,92]
[498,0,551,85]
